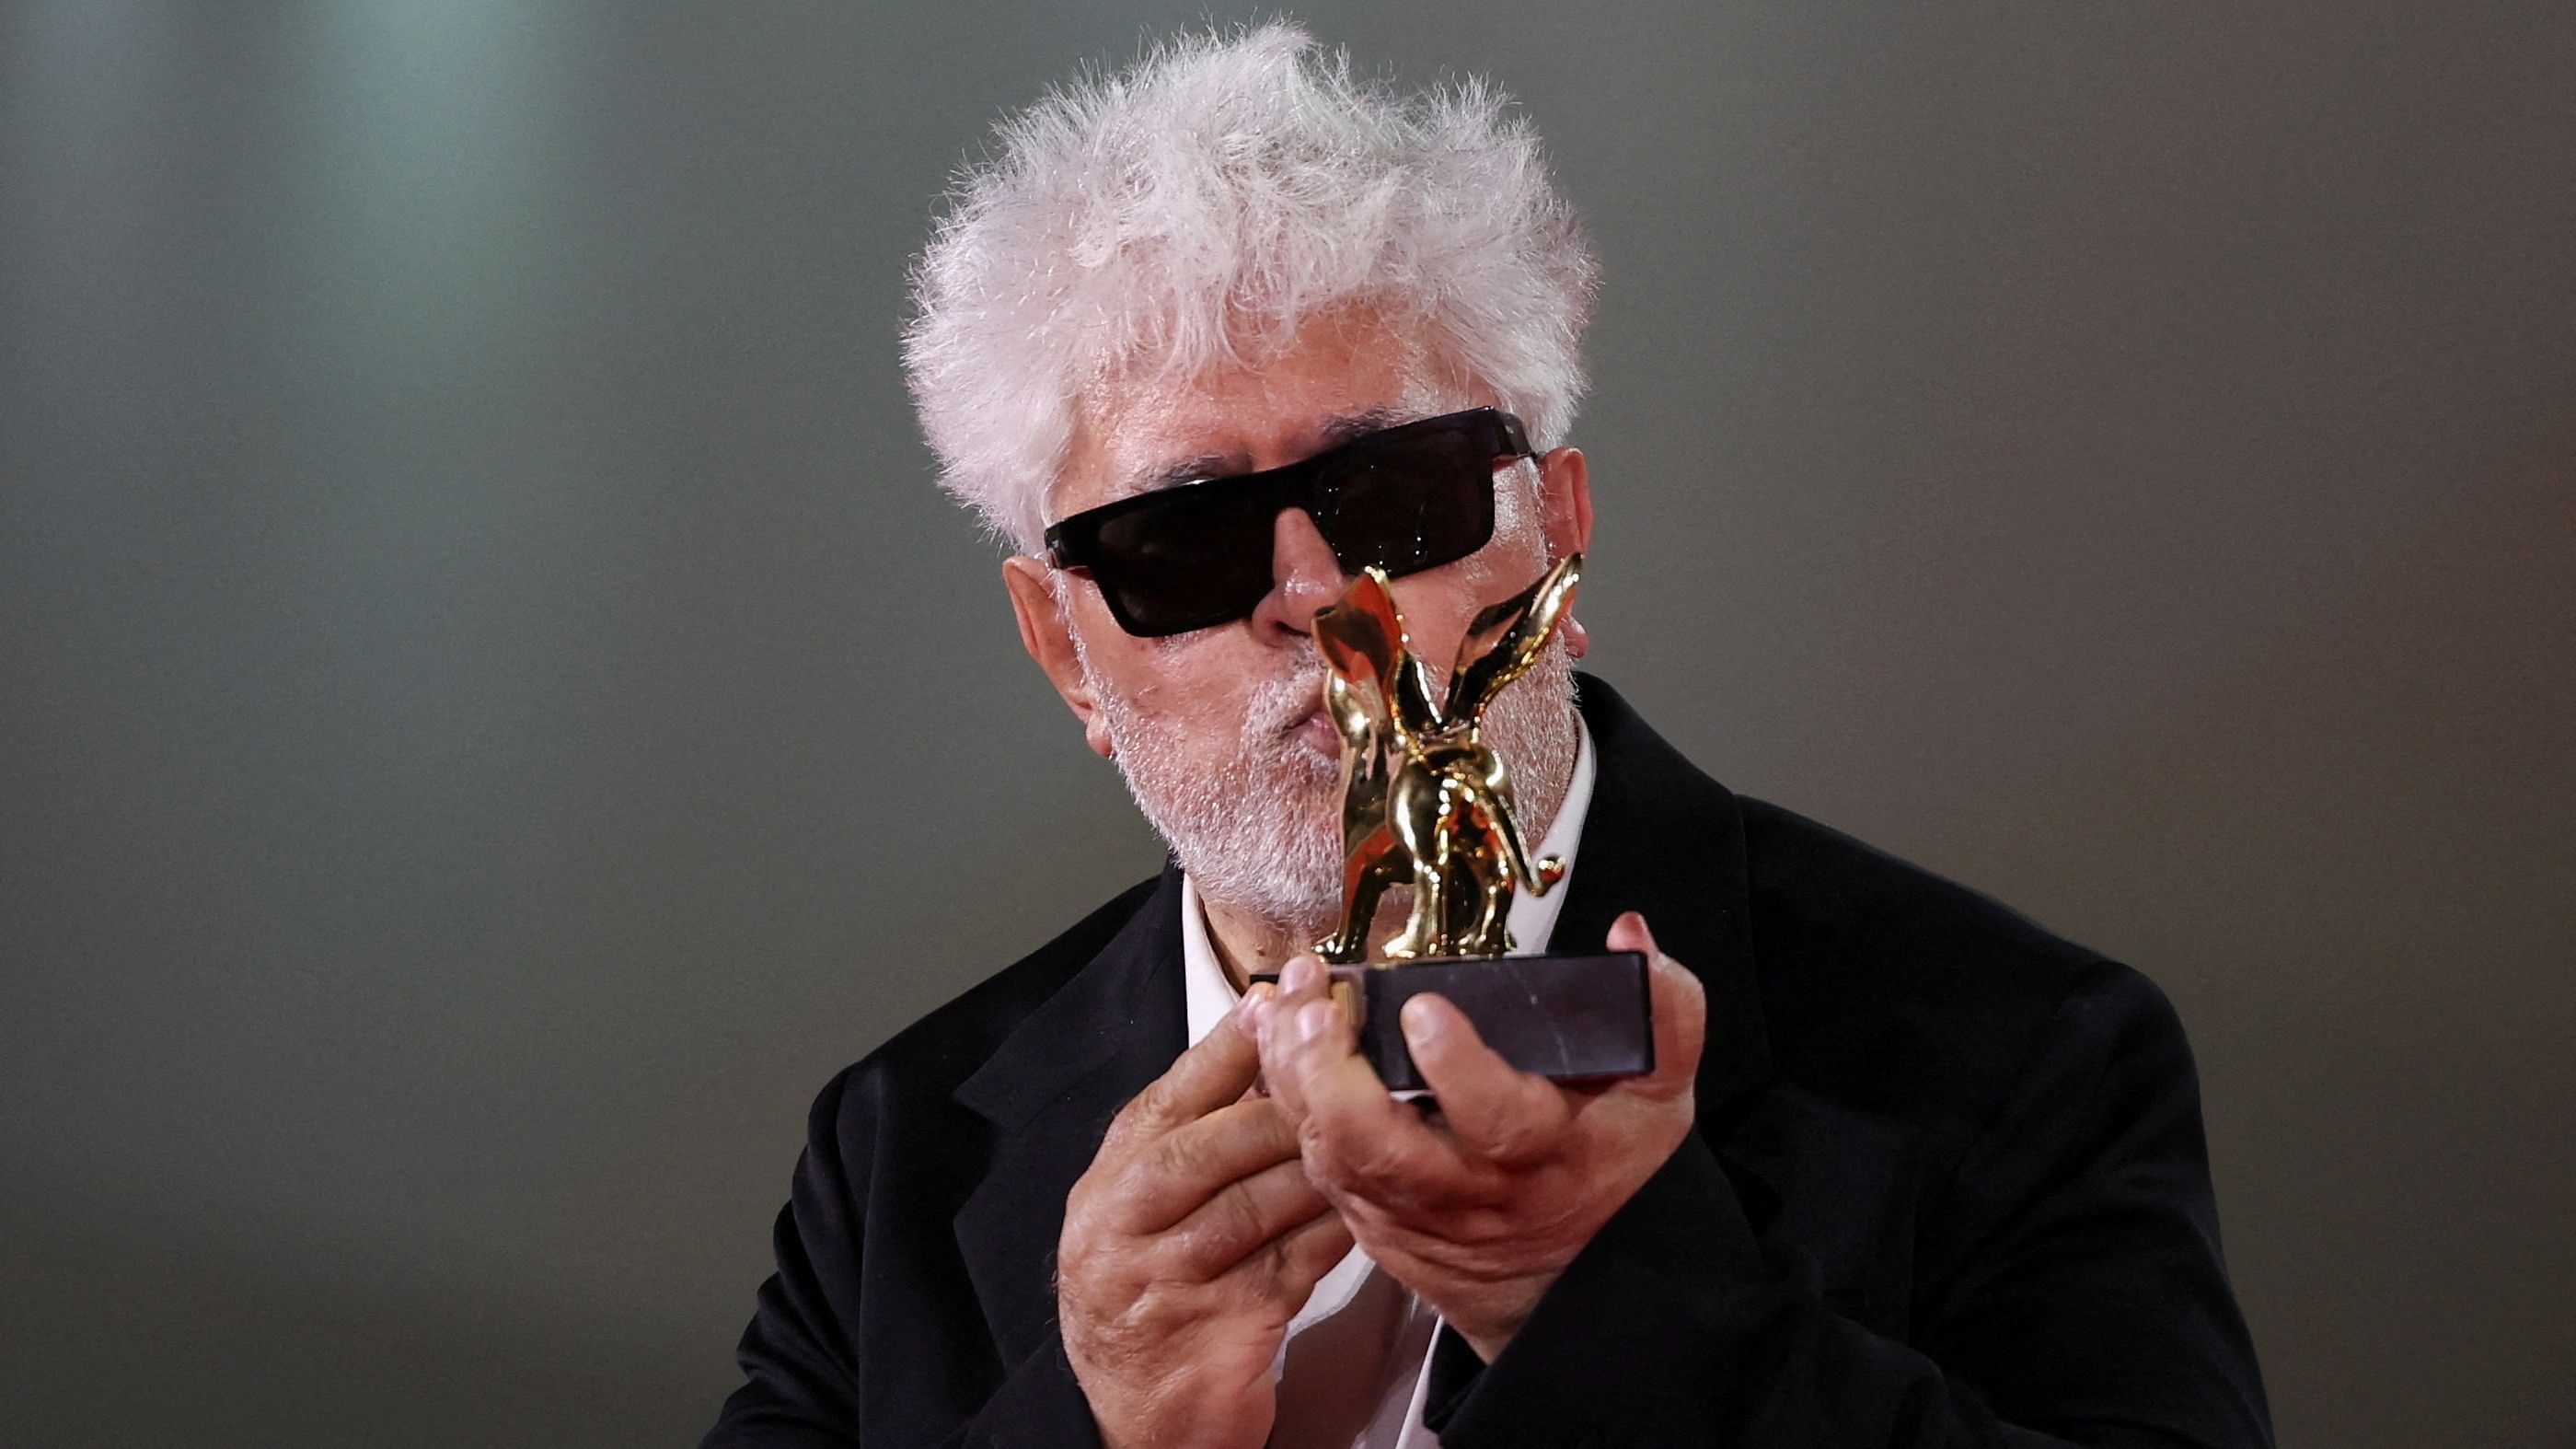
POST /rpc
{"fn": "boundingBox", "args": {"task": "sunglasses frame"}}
[1043,407,1534,637]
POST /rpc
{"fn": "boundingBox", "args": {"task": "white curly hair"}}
[902,22,1601,551]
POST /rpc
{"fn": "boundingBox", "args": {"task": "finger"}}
[1253,980,1375,1128]
[1241,977,1281,1038]
[1219,1201,1358,1310]
[1106,991,1265,1150]
[1276,951,1326,1003]
[1400,992,1571,1169]
[1238,980,1276,1036]
[1116,1096,1305,1234]
[1251,955,1337,1125]
[1165,1154,1335,1280]
[1239,981,1278,1100]
[1604,910,1655,957]
[1608,911,1707,1102]
[1264,991,1455,1202]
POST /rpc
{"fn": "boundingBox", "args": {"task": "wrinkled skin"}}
[1055,991,1352,1449]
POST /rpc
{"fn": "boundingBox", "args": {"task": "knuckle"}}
[1175,1186,1264,1274]
[1149,1129,1211,1189]
[1489,1088,1565,1161]
[1056,1234,1103,1290]
[1339,1132,1413,1190]
[1484,1122,1546,1167]
[1108,1143,1153,1194]
[1236,1095,1287,1143]
[1293,1117,1342,1174]
[1119,1083,1167,1128]
[1100,1160,1170,1228]
[1098,1112,1142,1159]
[1217,1177,1270,1243]
[1253,1236,1296,1293]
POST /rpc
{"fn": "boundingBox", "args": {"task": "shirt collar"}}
[1181,713,1600,1047]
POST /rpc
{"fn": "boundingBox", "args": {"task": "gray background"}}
[6,3,2571,1445]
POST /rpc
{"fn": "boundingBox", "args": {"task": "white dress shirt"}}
[1177,718,1598,1448]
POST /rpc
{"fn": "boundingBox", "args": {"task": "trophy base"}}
[1253,952,1653,1094]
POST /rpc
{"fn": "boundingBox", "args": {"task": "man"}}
[706,26,2270,1448]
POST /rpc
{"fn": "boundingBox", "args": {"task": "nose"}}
[1248,506,1346,640]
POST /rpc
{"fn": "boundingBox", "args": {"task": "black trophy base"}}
[1253,953,1652,1093]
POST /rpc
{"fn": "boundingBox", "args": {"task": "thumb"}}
[1611,911,1705,1101]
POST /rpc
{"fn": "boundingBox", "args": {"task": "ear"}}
[1001,555,1116,759]
[1534,446,1595,658]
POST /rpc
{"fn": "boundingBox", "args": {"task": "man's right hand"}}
[1058,987,1356,1449]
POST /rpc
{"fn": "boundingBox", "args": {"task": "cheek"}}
[1066,605,1171,709]
[1080,620,1262,723]
[1393,547,1546,671]
[1488,463,1551,551]
[1485,491,1553,579]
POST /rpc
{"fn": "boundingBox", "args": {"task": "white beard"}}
[1080,631,1581,944]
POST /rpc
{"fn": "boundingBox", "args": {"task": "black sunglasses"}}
[1043,408,1533,637]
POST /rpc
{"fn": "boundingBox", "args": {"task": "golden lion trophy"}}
[1264,553,1654,1091]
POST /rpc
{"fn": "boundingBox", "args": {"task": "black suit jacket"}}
[705,678,2271,1446]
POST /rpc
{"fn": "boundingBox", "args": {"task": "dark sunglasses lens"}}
[1314,423,1497,577]
[1089,483,1278,634]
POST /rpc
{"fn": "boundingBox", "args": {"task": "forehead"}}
[1051,312,1433,520]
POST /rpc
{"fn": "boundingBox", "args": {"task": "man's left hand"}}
[1253,910,1707,1362]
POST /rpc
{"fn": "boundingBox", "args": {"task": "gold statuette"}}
[1312,554,1583,963]
[1260,551,1650,1092]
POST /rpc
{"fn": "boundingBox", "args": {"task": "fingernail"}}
[1617,910,1660,956]
[1297,999,1335,1044]
[1236,982,1275,1033]
[1282,954,1321,992]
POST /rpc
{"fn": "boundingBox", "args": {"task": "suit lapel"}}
[1566,680,1919,1316]
[952,865,1187,1368]
[1562,675,1773,1110]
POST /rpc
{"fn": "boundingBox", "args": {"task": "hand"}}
[1253,912,1706,1362]
[1057,988,1357,1449]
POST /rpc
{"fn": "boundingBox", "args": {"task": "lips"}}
[1292,705,1339,753]
[1265,677,1337,755]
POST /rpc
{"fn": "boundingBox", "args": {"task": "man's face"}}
[1001,310,1593,935]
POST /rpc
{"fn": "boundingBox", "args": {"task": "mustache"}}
[1244,654,1329,741]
